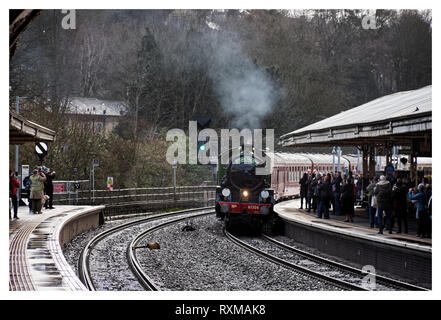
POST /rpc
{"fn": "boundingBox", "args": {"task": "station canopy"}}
[279,85,432,155]
[9,110,55,145]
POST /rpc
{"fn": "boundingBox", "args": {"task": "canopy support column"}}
[368,145,376,179]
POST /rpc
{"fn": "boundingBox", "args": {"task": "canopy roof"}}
[279,85,432,150]
[9,111,55,145]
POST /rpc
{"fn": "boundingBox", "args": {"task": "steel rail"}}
[224,229,367,291]
[262,234,429,291]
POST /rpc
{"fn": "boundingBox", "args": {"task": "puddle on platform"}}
[32,262,58,273]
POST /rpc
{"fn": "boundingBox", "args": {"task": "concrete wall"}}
[283,220,432,287]
[58,206,105,247]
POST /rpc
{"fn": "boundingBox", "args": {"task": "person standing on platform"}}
[43,167,56,209]
[341,177,355,222]
[307,173,316,212]
[317,175,332,219]
[22,174,32,214]
[392,178,408,234]
[331,172,342,215]
[30,168,46,214]
[299,173,308,209]
[312,173,320,213]
[366,178,378,228]
[9,170,20,219]
[374,175,392,234]
[408,184,430,238]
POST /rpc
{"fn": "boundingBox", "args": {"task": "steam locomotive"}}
[215,149,275,234]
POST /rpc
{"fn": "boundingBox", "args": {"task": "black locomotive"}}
[215,149,276,234]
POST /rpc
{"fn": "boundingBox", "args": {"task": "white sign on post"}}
[107,177,114,191]
[21,165,29,185]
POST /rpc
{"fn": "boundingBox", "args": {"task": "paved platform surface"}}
[275,199,431,253]
[9,204,103,291]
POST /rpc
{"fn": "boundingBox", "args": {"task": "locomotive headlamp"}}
[242,190,249,198]
[260,190,269,199]
[222,188,231,197]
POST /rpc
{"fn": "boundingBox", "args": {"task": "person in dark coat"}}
[311,173,320,213]
[9,170,20,219]
[374,175,392,234]
[307,173,316,212]
[317,175,332,219]
[392,179,408,234]
[299,173,308,209]
[341,177,355,222]
[43,167,56,209]
[331,172,342,215]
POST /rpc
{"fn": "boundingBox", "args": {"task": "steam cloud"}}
[207,32,277,129]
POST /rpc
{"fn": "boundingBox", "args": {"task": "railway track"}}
[224,229,428,291]
[78,207,215,291]
[224,228,365,291]
[261,234,429,291]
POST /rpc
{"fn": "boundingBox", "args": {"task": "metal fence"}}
[52,181,217,208]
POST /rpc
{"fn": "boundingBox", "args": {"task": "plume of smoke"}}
[206,32,276,129]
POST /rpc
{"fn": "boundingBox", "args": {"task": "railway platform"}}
[274,199,432,288]
[9,204,105,291]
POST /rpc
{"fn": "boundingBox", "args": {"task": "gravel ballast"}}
[63,212,341,291]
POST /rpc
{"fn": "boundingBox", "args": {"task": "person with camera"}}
[29,167,46,214]
[9,170,20,219]
[43,167,56,209]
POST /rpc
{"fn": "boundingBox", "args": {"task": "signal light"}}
[199,144,206,151]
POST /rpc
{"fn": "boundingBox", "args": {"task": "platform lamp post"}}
[357,148,361,173]
[15,96,36,203]
[91,159,99,204]
[337,146,341,173]
[332,147,336,174]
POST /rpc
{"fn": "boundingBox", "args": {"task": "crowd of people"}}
[299,169,432,238]
[9,165,56,219]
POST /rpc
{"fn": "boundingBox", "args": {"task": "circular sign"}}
[35,142,48,155]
